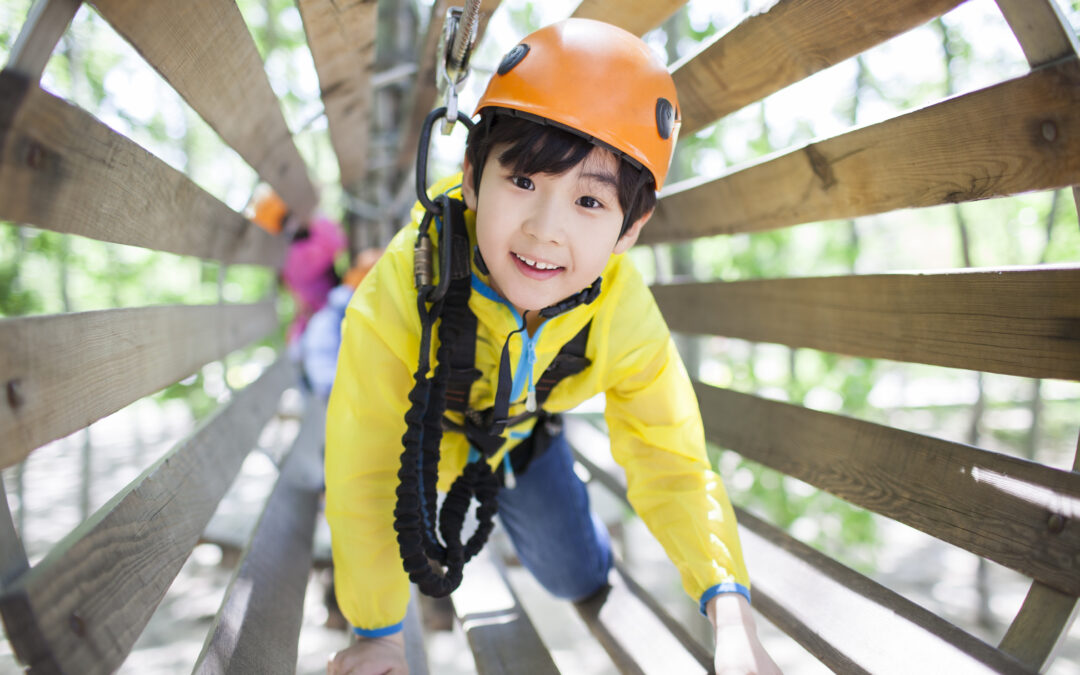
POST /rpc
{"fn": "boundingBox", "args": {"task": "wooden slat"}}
[995,0,1080,68]
[0,71,285,265]
[643,57,1080,244]
[0,301,279,469]
[87,0,317,220]
[673,0,965,136]
[651,266,1080,381]
[5,0,81,81]
[451,547,559,675]
[194,398,323,675]
[404,591,430,675]
[0,481,29,589]
[0,357,293,675]
[693,383,1080,596]
[564,416,1029,675]
[997,443,1080,670]
[297,0,376,196]
[575,562,710,674]
[395,0,501,176]
[570,0,686,37]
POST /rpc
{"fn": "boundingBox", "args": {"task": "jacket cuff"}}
[352,620,404,638]
[698,582,752,616]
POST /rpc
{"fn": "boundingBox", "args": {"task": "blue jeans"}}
[496,429,613,601]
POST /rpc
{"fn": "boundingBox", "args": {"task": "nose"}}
[521,197,566,245]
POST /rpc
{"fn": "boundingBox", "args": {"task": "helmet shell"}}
[475,18,681,189]
[252,191,288,234]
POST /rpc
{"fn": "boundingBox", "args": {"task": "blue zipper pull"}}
[525,338,537,412]
[503,453,516,489]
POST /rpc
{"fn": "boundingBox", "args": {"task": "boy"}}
[326,18,778,674]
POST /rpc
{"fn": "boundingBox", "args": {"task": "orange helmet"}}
[252,191,288,235]
[475,18,680,189]
[342,248,383,288]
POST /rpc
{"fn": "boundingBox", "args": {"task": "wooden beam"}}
[0,71,285,265]
[0,481,29,590]
[564,416,1029,674]
[574,562,710,673]
[0,301,279,469]
[570,0,686,37]
[0,357,294,675]
[451,547,559,675]
[651,266,1080,381]
[297,0,376,196]
[997,444,1080,670]
[5,0,81,81]
[673,0,965,135]
[87,0,317,220]
[693,384,1080,596]
[643,57,1080,244]
[194,398,324,675]
[994,0,1080,68]
[395,1,501,177]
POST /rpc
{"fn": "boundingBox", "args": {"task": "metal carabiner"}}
[436,5,479,135]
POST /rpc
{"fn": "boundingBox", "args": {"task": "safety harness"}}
[393,107,600,597]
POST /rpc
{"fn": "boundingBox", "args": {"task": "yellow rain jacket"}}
[325,176,749,634]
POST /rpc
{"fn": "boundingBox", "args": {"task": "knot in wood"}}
[69,612,86,637]
[24,141,46,170]
[1047,513,1066,535]
[5,378,23,410]
[1041,120,1058,143]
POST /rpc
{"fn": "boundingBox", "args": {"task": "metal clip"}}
[436,5,477,135]
[414,233,433,289]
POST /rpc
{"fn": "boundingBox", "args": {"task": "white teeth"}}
[515,254,560,270]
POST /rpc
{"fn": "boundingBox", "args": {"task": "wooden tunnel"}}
[1,0,1079,673]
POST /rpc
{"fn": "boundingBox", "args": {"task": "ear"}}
[461,155,478,211]
[612,207,653,254]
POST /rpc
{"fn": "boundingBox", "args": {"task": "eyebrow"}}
[579,171,618,190]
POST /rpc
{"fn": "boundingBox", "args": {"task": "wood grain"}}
[651,266,1080,381]
[570,0,686,37]
[88,0,317,220]
[0,357,294,674]
[644,57,1080,243]
[0,72,285,265]
[451,547,559,675]
[193,398,323,675]
[564,416,1030,674]
[5,0,81,81]
[673,0,965,135]
[994,0,1080,68]
[297,0,376,196]
[0,301,279,469]
[693,383,1080,596]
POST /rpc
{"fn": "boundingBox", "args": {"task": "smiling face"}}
[462,145,650,316]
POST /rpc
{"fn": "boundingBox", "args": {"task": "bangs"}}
[496,120,595,178]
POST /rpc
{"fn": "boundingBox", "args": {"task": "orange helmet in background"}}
[474,18,681,189]
[252,191,289,235]
[342,248,383,289]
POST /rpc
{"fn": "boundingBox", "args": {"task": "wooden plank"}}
[643,57,1080,244]
[5,0,81,81]
[673,0,965,135]
[994,0,1080,68]
[564,416,1029,675]
[0,480,29,590]
[570,0,686,37]
[651,266,1080,381]
[404,590,430,675]
[395,0,501,176]
[0,71,285,265]
[0,301,279,469]
[574,562,709,674]
[997,442,1080,670]
[87,0,317,220]
[451,547,559,675]
[0,357,293,675]
[693,383,1080,596]
[297,0,376,196]
[193,398,324,675]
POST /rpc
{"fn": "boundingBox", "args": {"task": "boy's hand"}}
[328,632,408,675]
[707,593,782,675]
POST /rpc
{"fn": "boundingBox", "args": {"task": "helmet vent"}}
[656,98,676,140]
[497,44,530,75]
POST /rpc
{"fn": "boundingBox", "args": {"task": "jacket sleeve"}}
[599,264,750,610]
[324,226,421,634]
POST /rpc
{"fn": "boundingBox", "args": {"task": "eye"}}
[577,196,603,209]
[510,175,534,190]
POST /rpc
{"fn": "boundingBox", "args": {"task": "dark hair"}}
[464,109,657,236]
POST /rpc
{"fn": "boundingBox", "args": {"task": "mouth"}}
[511,252,564,279]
